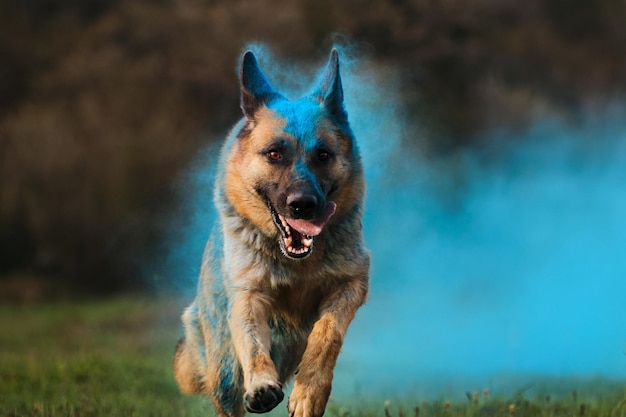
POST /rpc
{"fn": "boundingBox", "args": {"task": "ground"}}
[1,297,624,417]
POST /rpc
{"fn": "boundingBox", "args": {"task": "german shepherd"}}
[174,49,370,417]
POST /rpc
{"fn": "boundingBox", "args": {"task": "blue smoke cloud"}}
[337,105,626,398]
[167,47,626,400]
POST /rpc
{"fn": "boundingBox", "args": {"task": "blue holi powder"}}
[335,109,626,398]
[164,142,220,296]
[218,358,238,414]
[166,46,626,399]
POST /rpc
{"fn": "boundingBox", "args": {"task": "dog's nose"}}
[287,193,318,219]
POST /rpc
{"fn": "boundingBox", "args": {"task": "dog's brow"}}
[306,138,332,153]
[264,137,294,152]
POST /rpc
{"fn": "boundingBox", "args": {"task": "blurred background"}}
[1,0,626,407]
[2,0,625,300]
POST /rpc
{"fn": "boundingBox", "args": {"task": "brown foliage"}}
[0,0,624,294]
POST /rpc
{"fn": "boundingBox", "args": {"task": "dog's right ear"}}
[240,51,279,119]
[312,49,347,126]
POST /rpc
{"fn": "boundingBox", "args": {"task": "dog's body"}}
[174,49,369,417]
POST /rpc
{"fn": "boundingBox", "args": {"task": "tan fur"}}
[224,108,288,236]
[174,50,369,417]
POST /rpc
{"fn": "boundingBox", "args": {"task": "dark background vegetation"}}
[1,0,625,301]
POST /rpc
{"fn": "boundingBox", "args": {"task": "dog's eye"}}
[318,150,330,161]
[267,150,282,161]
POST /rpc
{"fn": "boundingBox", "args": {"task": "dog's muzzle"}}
[268,200,336,259]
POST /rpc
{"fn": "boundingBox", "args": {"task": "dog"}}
[174,48,370,417]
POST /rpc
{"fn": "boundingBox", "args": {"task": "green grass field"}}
[0,297,210,416]
[1,297,625,417]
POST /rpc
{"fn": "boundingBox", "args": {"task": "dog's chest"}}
[265,286,321,350]
[268,281,324,324]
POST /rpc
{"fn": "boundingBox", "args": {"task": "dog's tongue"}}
[286,201,336,237]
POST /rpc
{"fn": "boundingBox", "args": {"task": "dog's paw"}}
[287,381,331,417]
[244,380,284,414]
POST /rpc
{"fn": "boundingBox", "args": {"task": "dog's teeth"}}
[286,245,309,255]
[303,237,313,248]
[284,237,292,248]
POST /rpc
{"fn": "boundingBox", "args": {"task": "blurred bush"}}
[0,0,624,297]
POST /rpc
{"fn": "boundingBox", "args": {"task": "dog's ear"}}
[313,49,347,124]
[240,51,279,119]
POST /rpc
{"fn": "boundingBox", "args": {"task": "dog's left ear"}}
[313,49,347,124]
[240,51,280,119]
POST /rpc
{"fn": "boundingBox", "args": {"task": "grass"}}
[0,297,209,416]
[371,388,626,417]
[1,297,626,417]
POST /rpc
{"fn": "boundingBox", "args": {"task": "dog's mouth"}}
[268,201,336,259]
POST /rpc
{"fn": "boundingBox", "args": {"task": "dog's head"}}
[223,50,364,260]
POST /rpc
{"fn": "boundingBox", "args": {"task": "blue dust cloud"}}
[167,47,626,399]
[338,112,626,399]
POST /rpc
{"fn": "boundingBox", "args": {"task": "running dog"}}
[174,49,370,417]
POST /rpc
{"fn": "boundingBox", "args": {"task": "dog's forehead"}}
[266,98,334,146]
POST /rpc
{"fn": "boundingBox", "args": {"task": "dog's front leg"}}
[288,277,368,417]
[230,288,284,414]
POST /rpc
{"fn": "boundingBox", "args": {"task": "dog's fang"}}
[279,214,288,228]
[303,237,313,248]
[284,237,292,248]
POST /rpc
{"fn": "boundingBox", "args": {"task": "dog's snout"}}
[287,193,318,219]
